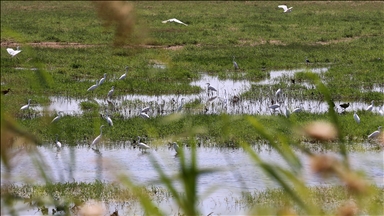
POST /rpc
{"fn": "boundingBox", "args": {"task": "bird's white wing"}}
[6,48,15,56]
[278,5,288,11]
[162,18,187,26]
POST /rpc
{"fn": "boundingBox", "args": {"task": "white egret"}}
[7,46,22,57]
[90,125,105,146]
[292,107,302,113]
[20,99,31,110]
[366,100,374,111]
[275,88,282,97]
[119,66,128,80]
[55,134,62,149]
[105,113,113,126]
[162,18,188,26]
[87,80,99,92]
[233,56,239,70]
[368,126,382,139]
[137,136,150,152]
[99,73,107,85]
[177,98,185,113]
[51,111,64,123]
[353,112,360,124]
[173,142,180,153]
[141,106,151,113]
[107,86,115,98]
[278,5,293,13]
[140,112,150,119]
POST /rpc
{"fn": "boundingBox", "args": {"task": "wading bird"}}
[141,106,151,114]
[137,136,150,152]
[177,98,185,113]
[87,80,99,92]
[340,103,350,110]
[7,46,22,57]
[278,5,293,13]
[368,126,382,139]
[51,111,64,123]
[2,88,11,95]
[306,57,310,65]
[107,86,115,98]
[20,99,31,110]
[140,112,150,119]
[366,100,374,111]
[233,56,239,70]
[99,73,107,85]
[55,134,62,149]
[275,88,282,98]
[105,113,113,126]
[173,142,180,153]
[162,18,188,26]
[119,66,128,80]
[353,112,360,124]
[207,83,217,92]
[90,125,105,147]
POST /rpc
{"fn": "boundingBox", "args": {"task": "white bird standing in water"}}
[275,88,282,97]
[55,134,62,149]
[20,99,31,110]
[177,98,185,113]
[233,56,239,70]
[162,18,188,26]
[119,66,128,80]
[137,136,150,152]
[99,73,107,85]
[353,112,360,124]
[278,5,293,13]
[366,100,374,111]
[90,125,105,147]
[51,111,64,123]
[7,46,22,57]
[87,80,99,92]
[107,86,115,98]
[173,142,180,153]
[368,126,381,139]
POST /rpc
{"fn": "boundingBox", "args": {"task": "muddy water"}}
[1,144,383,215]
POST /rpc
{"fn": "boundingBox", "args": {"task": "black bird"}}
[2,88,11,95]
[306,57,310,65]
[340,103,350,109]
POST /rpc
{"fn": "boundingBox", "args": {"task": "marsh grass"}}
[1,1,384,215]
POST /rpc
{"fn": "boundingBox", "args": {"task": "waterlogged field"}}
[1,1,384,215]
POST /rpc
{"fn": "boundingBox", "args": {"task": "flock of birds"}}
[6,4,382,153]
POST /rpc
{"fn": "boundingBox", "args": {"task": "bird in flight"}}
[278,5,293,13]
[162,18,188,26]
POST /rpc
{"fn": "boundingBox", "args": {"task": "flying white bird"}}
[278,5,293,13]
[7,46,22,57]
[119,66,128,80]
[368,126,382,139]
[366,100,374,111]
[20,99,32,110]
[353,112,360,124]
[87,80,99,92]
[162,18,188,26]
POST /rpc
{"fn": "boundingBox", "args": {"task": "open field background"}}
[1,1,384,215]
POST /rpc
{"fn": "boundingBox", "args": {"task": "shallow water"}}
[32,68,383,118]
[1,144,383,215]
